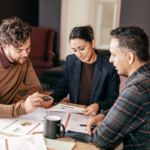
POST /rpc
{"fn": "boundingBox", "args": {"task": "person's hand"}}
[18,100,25,104]
[86,114,105,135]
[82,103,99,116]
[40,96,54,108]
[24,92,44,113]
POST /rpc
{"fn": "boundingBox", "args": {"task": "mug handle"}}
[57,124,65,138]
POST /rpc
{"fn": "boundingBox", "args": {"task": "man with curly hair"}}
[87,26,150,149]
[0,17,53,118]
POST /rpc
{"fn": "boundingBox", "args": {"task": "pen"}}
[79,124,96,128]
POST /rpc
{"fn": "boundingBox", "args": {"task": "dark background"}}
[0,0,150,66]
[0,0,39,26]
[120,0,150,41]
[39,0,61,66]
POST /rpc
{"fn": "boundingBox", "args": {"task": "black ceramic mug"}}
[43,115,65,139]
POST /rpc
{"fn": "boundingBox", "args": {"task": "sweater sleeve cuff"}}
[0,103,27,118]
[19,103,27,116]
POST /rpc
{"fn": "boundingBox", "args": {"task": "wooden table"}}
[12,84,121,150]
[10,91,103,150]
[44,92,103,150]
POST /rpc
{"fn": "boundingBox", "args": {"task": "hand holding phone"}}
[43,96,53,101]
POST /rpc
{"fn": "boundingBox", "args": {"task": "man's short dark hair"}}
[110,26,149,62]
[0,16,33,48]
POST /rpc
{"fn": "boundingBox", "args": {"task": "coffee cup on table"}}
[43,116,65,139]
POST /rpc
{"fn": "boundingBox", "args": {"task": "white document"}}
[0,135,9,150]
[0,108,47,135]
[47,104,85,114]
[0,118,41,135]
[45,137,75,150]
[0,134,47,150]
[33,122,44,133]
[19,107,46,122]
[66,113,93,134]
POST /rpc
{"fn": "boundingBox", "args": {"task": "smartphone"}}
[43,96,52,101]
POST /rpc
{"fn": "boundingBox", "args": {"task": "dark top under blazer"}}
[50,50,120,111]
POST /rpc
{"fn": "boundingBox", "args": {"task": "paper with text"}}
[0,118,40,135]
[66,113,93,134]
[47,104,85,114]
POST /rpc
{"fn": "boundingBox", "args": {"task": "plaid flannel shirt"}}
[92,63,150,150]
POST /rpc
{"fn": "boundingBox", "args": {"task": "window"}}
[60,0,121,60]
[93,0,121,49]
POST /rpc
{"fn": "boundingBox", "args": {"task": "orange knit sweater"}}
[0,58,43,118]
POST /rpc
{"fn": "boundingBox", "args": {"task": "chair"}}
[42,65,64,89]
[29,26,55,76]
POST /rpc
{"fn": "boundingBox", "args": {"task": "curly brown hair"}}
[0,16,33,48]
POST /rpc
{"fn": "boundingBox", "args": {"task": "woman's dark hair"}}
[69,25,94,43]
[110,26,149,62]
[0,16,33,48]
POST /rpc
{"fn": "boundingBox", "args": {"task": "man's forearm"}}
[0,103,27,118]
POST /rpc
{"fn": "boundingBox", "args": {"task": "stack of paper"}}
[0,134,47,150]
[0,104,91,136]
[0,104,87,150]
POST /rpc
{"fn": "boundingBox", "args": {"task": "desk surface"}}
[45,92,103,150]
[10,91,103,150]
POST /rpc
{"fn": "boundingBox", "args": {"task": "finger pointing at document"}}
[86,114,105,135]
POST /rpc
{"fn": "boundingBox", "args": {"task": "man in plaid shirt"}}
[87,26,150,150]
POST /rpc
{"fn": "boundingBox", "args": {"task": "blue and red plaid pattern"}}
[92,63,150,150]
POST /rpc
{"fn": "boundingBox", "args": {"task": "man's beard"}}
[8,53,27,64]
